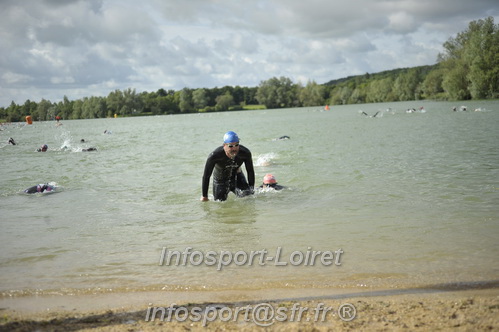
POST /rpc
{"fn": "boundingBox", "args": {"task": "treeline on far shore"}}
[1,17,497,123]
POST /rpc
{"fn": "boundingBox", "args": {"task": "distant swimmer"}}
[80,139,85,143]
[37,144,48,152]
[8,137,16,145]
[82,147,97,151]
[278,135,290,140]
[24,183,55,194]
[258,174,285,191]
[360,111,380,117]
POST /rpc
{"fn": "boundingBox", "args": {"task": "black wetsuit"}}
[202,145,255,201]
[24,184,53,194]
[259,183,285,190]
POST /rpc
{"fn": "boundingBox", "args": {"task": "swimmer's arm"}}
[245,153,255,190]
[201,153,216,201]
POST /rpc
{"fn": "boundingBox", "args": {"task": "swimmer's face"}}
[224,142,239,159]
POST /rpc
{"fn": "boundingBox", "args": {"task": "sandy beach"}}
[1,283,498,331]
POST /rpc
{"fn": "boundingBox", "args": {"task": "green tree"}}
[140,91,157,114]
[80,97,93,119]
[35,99,53,121]
[463,17,499,99]
[366,77,394,102]
[159,95,178,114]
[215,92,234,112]
[232,86,245,105]
[438,17,499,100]
[107,90,125,116]
[57,96,73,120]
[338,86,353,105]
[192,88,209,110]
[72,100,83,119]
[392,69,421,101]
[298,80,326,106]
[442,60,471,100]
[179,88,194,113]
[6,101,21,122]
[348,87,366,104]
[22,99,38,118]
[421,68,445,99]
[91,96,107,118]
[256,76,296,109]
[123,88,142,115]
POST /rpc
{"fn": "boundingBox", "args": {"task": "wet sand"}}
[1,283,498,331]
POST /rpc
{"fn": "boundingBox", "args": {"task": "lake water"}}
[1,100,498,298]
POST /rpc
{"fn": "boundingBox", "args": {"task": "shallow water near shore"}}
[1,100,498,297]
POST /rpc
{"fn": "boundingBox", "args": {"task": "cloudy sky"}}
[1,0,497,107]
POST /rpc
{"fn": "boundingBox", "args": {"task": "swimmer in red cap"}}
[259,174,285,190]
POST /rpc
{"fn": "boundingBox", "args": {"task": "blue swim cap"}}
[223,131,239,144]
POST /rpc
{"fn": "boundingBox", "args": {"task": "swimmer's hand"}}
[200,196,209,202]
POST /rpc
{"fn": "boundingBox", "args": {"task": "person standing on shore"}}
[201,131,255,201]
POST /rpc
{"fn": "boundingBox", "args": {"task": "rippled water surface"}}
[1,100,498,295]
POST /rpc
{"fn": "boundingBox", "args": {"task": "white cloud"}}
[2,72,33,84]
[0,0,498,107]
[388,12,418,33]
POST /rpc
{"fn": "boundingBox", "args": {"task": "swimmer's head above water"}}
[37,144,48,152]
[259,173,285,190]
[223,131,239,144]
[263,173,277,185]
[223,131,240,159]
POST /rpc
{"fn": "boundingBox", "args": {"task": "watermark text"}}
[145,302,356,326]
[158,247,344,270]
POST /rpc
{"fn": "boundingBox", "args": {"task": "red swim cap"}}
[263,174,277,184]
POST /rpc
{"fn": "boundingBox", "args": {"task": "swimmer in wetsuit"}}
[24,183,54,194]
[201,131,255,201]
[258,174,285,191]
[37,144,48,152]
